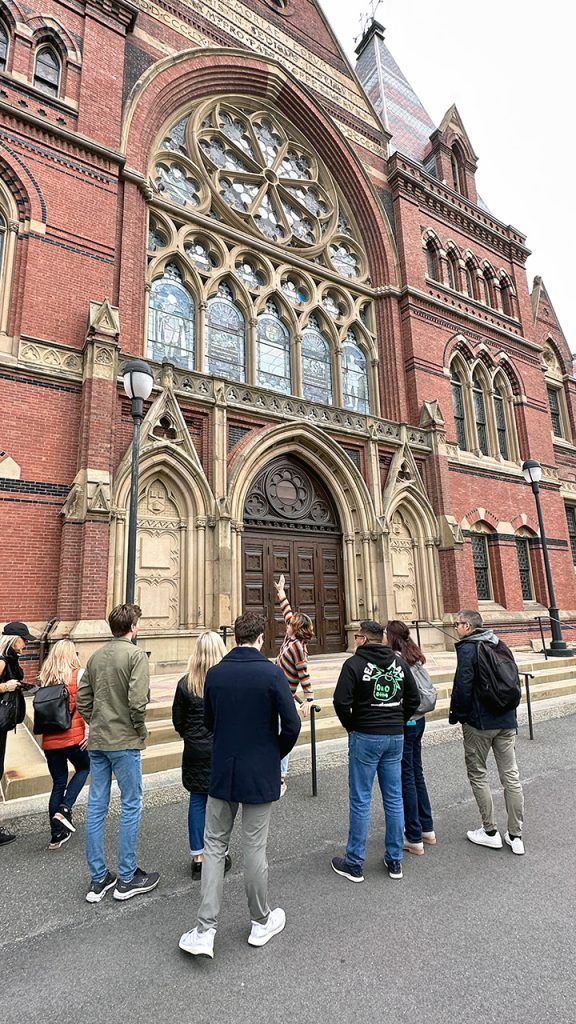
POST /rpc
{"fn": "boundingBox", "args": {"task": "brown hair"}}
[290,612,314,642]
[108,603,142,638]
[385,619,426,666]
[234,611,265,646]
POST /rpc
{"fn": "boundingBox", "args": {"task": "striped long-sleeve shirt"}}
[276,596,313,698]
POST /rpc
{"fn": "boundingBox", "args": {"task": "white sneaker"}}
[248,907,286,947]
[422,831,437,845]
[179,927,216,958]
[467,827,503,849]
[403,838,424,855]
[504,832,525,855]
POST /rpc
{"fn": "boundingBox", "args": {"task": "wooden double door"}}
[242,532,345,655]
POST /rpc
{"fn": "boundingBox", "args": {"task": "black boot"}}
[0,827,16,846]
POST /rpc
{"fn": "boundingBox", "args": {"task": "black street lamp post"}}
[522,458,572,657]
[122,359,154,604]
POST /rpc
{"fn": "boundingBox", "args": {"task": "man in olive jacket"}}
[77,603,159,904]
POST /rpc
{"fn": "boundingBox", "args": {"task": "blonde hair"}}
[0,635,17,659]
[38,639,81,687]
[186,631,227,696]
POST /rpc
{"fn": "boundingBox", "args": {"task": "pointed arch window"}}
[450,364,467,450]
[301,316,332,405]
[451,145,467,195]
[425,241,440,282]
[481,272,494,308]
[33,46,61,97]
[464,263,475,299]
[206,282,246,382]
[547,385,563,437]
[0,23,8,72]
[471,533,492,601]
[148,264,195,370]
[0,212,6,280]
[472,370,489,455]
[446,253,456,290]
[342,331,369,414]
[256,301,291,394]
[493,381,509,459]
[500,278,513,317]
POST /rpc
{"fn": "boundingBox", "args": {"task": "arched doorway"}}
[242,455,345,654]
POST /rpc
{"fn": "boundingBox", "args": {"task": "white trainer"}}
[467,826,503,849]
[505,832,525,855]
[403,839,424,855]
[422,831,437,845]
[179,927,216,958]
[248,907,286,947]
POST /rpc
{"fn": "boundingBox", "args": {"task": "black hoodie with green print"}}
[333,643,421,735]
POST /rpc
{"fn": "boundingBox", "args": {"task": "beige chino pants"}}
[462,723,524,836]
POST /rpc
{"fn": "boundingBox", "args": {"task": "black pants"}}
[0,727,8,783]
[45,744,90,840]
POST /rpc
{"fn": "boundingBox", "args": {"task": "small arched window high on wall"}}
[206,282,246,382]
[425,240,440,282]
[481,271,493,308]
[257,300,291,394]
[0,23,8,72]
[450,364,467,450]
[0,211,6,279]
[301,316,332,405]
[450,144,466,196]
[33,45,61,97]
[464,262,475,299]
[148,264,195,370]
[500,277,514,317]
[472,370,489,455]
[493,381,509,459]
[342,331,369,414]
[446,252,457,290]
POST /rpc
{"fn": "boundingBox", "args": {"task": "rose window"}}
[192,102,337,249]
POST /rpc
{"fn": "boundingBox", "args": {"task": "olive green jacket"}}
[77,638,150,751]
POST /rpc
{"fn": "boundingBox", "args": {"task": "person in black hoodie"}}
[0,622,36,847]
[331,620,420,882]
[172,630,232,878]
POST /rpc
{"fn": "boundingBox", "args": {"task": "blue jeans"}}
[346,731,404,866]
[188,792,208,855]
[45,744,90,841]
[86,749,143,883]
[402,718,434,842]
[280,754,290,779]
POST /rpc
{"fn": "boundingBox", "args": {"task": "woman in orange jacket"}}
[38,640,90,850]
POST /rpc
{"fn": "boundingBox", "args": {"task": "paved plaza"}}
[2,713,576,1024]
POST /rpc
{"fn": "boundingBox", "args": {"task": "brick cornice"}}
[0,99,125,170]
[388,153,531,265]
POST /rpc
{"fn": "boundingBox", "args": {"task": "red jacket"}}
[42,669,87,750]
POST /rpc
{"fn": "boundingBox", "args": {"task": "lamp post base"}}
[545,645,575,658]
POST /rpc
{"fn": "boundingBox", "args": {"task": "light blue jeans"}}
[346,731,404,866]
[86,749,143,883]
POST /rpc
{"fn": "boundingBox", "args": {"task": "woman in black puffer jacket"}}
[172,631,230,878]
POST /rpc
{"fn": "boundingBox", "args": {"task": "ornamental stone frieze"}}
[60,469,112,521]
[18,339,83,379]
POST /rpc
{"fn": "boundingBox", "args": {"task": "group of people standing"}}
[0,591,525,959]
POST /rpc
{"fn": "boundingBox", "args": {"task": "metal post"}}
[125,397,144,604]
[531,482,570,656]
[413,620,422,649]
[523,672,534,740]
[310,705,319,797]
[535,616,548,659]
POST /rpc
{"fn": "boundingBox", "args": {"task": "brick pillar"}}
[54,300,120,651]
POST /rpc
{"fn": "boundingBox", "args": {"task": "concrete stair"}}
[2,653,575,802]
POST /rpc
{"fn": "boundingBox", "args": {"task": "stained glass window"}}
[342,332,369,414]
[281,278,307,305]
[256,302,291,394]
[206,283,246,382]
[516,538,533,601]
[155,163,200,207]
[322,293,342,318]
[472,371,489,455]
[235,260,264,290]
[493,382,509,459]
[185,240,217,272]
[162,118,188,153]
[450,366,467,450]
[547,385,563,437]
[471,534,491,601]
[148,218,168,252]
[0,23,8,71]
[566,506,576,566]
[148,265,195,370]
[33,46,60,97]
[329,243,360,279]
[302,317,332,405]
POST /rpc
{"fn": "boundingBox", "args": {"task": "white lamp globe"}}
[521,459,542,485]
[122,359,154,401]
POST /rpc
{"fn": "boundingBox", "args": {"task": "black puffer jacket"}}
[171,675,213,793]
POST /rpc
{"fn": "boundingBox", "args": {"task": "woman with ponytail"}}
[386,620,437,855]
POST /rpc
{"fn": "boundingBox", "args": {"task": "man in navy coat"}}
[179,611,301,959]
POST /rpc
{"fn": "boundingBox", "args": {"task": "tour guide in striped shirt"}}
[273,574,315,795]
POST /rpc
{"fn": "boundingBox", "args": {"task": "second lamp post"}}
[122,359,154,604]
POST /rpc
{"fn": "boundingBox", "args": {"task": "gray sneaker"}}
[113,867,160,901]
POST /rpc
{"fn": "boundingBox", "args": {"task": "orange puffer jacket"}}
[42,669,87,750]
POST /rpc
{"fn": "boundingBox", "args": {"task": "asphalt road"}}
[1,715,576,1024]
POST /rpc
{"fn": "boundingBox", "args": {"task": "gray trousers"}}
[197,796,272,932]
[462,723,524,836]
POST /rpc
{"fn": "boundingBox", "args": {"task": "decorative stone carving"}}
[88,299,120,340]
[19,340,83,378]
[419,399,445,429]
[136,479,181,631]
[390,512,418,620]
[438,514,465,548]
[60,470,112,521]
[0,452,21,480]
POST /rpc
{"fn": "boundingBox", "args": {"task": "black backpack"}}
[475,640,521,715]
[33,684,72,735]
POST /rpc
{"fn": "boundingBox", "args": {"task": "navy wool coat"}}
[204,646,301,804]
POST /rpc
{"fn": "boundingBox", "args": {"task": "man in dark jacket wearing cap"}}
[331,620,420,882]
[0,621,36,846]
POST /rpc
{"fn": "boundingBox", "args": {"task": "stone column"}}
[196,518,206,625]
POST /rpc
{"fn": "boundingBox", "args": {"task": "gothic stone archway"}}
[242,455,345,655]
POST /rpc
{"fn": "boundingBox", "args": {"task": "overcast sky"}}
[321,0,575,354]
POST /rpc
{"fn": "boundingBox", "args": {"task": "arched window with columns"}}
[0,22,9,72]
[301,315,333,405]
[33,44,61,97]
[147,264,195,370]
[342,330,369,414]
[450,361,468,450]
[470,526,493,601]
[206,281,246,382]
[256,300,291,394]
[472,368,489,455]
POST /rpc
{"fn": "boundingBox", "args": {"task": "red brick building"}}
[0,3,574,672]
